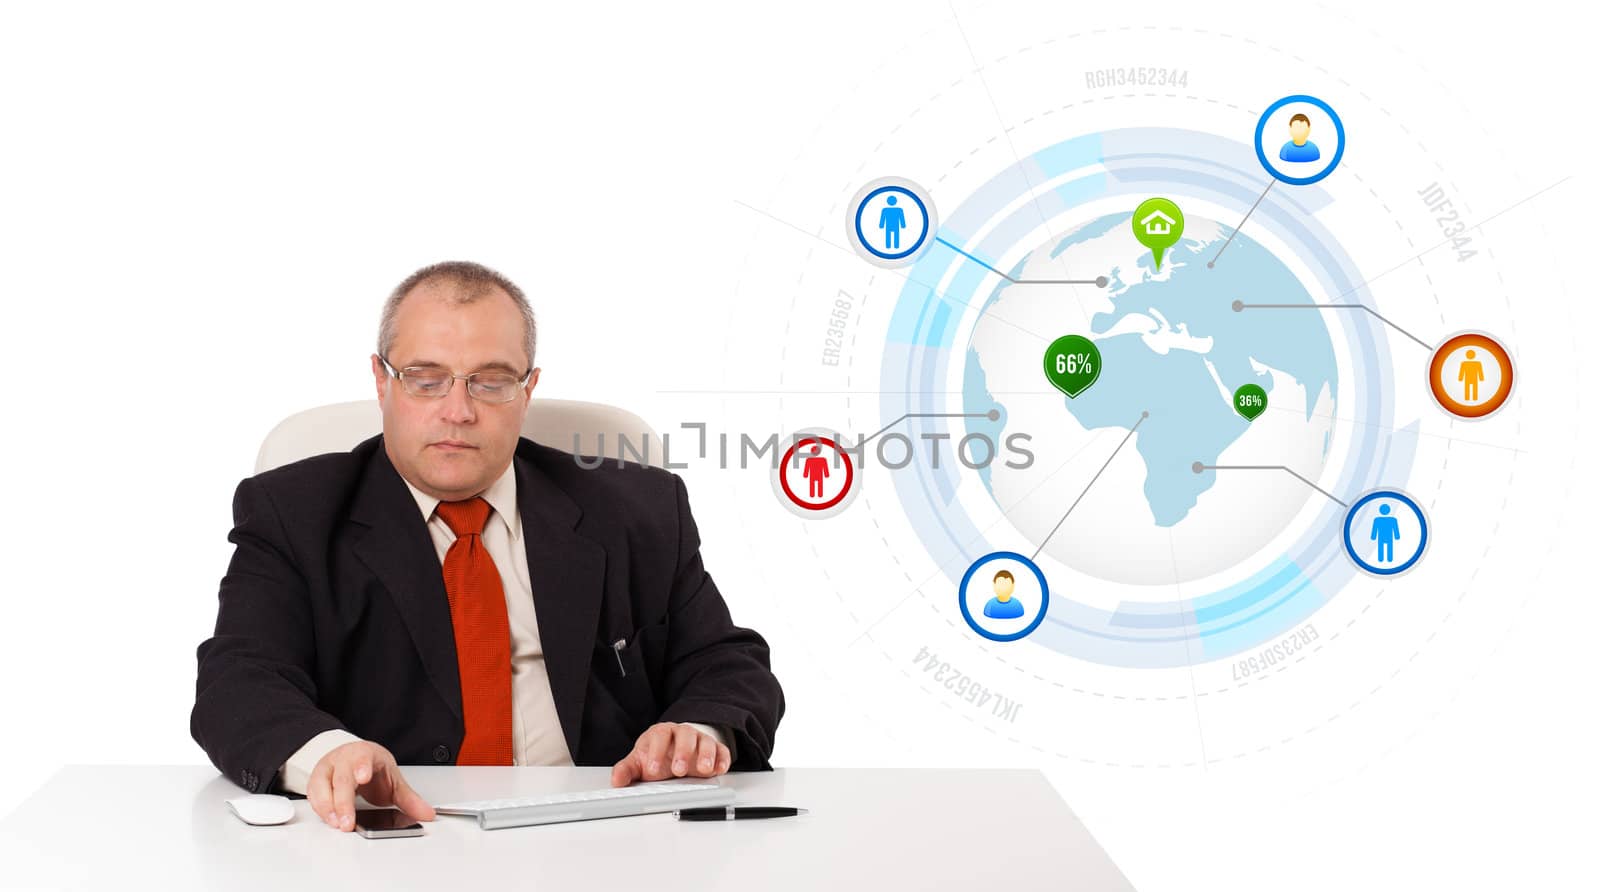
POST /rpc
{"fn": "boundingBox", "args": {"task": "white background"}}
[1,1,1595,889]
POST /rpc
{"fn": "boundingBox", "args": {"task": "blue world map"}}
[965,214,1339,527]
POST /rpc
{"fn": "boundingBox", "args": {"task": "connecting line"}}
[1195,463,1347,508]
[1233,300,1433,350]
[935,236,1108,287]
[1208,179,1276,269]
[1030,411,1149,561]
[862,411,996,445]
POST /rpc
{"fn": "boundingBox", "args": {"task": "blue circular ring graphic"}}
[1255,94,1346,186]
[876,127,1406,667]
[1341,489,1429,576]
[854,185,931,260]
[958,551,1050,642]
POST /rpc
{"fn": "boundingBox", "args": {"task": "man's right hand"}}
[307,740,436,832]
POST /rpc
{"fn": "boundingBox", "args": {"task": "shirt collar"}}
[400,458,520,540]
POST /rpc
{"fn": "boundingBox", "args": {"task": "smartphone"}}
[354,808,424,839]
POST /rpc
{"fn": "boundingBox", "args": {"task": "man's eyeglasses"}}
[379,356,531,403]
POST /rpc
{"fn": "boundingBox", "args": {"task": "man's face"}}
[993,575,1014,600]
[371,281,540,502]
[1289,117,1311,144]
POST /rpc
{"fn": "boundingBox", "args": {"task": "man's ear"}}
[371,354,388,407]
[525,367,541,398]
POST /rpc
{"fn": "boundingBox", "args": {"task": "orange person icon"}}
[801,444,830,499]
[1458,349,1485,402]
[1428,331,1514,421]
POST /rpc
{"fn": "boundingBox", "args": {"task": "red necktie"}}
[435,497,514,765]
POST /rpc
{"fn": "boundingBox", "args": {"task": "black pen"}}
[674,806,807,821]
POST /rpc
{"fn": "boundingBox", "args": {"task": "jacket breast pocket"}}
[596,618,669,721]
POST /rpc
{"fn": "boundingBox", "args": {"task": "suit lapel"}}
[349,440,464,722]
[345,436,609,760]
[514,447,607,761]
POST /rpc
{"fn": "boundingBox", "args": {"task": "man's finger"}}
[308,759,335,827]
[610,752,641,788]
[330,761,357,831]
[670,725,701,777]
[390,767,436,821]
[695,734,717,775]
[642,726,672,780]
[353,752,372,787]
[713,743,731,775]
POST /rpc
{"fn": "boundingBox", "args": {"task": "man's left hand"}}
[610,722,731,787]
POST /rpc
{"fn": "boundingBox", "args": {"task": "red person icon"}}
[802,444,830,499]
[774,434,856,516]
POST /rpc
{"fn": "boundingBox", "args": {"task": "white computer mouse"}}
[226,793,296,826]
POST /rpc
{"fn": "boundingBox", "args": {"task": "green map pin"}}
[1132,197,1184,271]
[1044,335,1102,398]
[1234,383,1268,421]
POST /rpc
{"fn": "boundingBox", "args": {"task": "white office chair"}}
[254,398,665,474]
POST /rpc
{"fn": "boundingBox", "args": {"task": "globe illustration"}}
[962,213,1340,586]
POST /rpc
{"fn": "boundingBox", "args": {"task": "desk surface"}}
[0,765,1132,891]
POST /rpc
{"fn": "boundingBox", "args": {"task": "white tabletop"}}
[0,765,1133,890]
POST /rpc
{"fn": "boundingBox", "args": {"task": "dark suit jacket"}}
[190,433,784,794]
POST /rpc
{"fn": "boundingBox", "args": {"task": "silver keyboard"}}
[435,781,736,830]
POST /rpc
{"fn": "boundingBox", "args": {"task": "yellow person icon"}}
[1458,348,1485,402]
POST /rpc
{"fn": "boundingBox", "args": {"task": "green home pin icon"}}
[1132,198,1184,271]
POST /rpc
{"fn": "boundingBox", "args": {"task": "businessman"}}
[191,261,784,832]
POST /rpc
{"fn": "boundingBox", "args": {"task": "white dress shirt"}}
[277,460,725,794]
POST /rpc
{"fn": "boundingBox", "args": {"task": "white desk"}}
[0,765,1133,890]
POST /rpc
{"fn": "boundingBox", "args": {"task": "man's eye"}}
[475,375,516,393]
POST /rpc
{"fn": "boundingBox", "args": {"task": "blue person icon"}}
[982,569,1024,619]
[1279,113,1322,163]
[878,194,907,251]
[1341,489,1429,577]
[1370,503,1401,563]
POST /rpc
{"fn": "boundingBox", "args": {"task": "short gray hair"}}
[377,260,537,371]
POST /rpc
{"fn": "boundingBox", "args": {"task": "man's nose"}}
[438,378,477,424]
